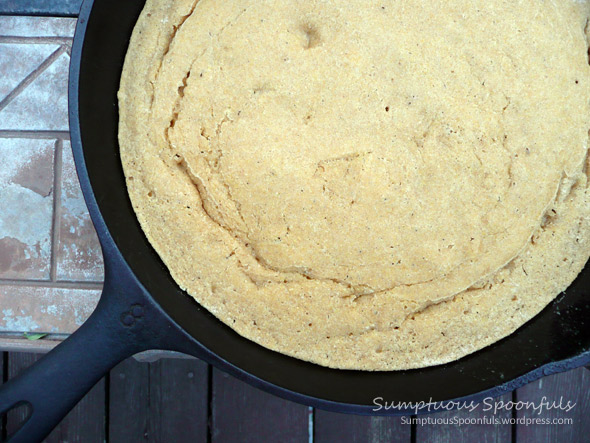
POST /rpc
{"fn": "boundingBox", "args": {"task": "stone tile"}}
[0,43,59,102]
[0,138,55,279]
[0,16,76,38]
[0,285,100,333]
[0,51,70,131]
[57,141,104,282]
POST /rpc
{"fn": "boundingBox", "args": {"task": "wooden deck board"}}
[108,357,149,442]
[2,351,590,441]
[0,352,4,440]
[515,367,590,443]
[211,368,309,443]
[147,357,209,442]
[414,393,512,443]
[315,411,411,443]
[109,356,209,443]
[6,352,105,442]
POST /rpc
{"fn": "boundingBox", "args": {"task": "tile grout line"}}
[0,36,73,44]
[50,139,63,282]
[0,130,70,139]
[0,44,66,113]
[0,279,103,290]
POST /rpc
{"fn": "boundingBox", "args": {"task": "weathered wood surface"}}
[414,393,512,443]
[515,367,590,443]
[6,352,105,442]
[109,356,209,443]
[3,352,590,442]
[315,410,411,443]
[210,368,310,443]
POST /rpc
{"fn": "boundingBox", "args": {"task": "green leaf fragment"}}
[23,332,48,341]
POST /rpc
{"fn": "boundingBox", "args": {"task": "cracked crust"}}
[119,0,590,370]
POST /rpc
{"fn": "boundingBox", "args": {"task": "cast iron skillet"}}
[0,0,589,441]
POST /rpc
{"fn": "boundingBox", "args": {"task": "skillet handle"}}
[0,263,186,443]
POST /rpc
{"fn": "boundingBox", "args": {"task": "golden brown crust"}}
[119,0,590,370]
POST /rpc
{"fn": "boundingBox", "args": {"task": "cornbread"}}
[118,0,590,370]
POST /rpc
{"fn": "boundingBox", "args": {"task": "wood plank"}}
[6,353,38,438]
[6,352,105,442]
[44,379,105,443]
[211,369,309,443]
[516,368,590,443]
[109,357,149,442]
[415,393,512,443]
[148,357,209,442]
[0,352,4,440]
[315,410,411,443]
[109,356,209,443]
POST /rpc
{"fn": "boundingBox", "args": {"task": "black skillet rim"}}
[68,0,590,414]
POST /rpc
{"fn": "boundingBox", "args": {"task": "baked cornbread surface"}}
[119,0,590,370]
